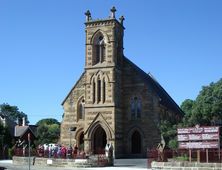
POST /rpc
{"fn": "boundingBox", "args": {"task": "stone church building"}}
[60,7,183,158]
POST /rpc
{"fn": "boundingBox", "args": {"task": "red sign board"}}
[179,141,219,149]
[178,133,219,142]
[177,126,219,134]
[177,126,220,149]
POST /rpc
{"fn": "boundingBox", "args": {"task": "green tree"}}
[36,118,60,145]
[159,78,222,149]
[181,99,194,116]
[0,103,27,149]
[181,78,222,126]
[180,99,195,126]
[0,103,28,123]
[0,123,12,148]
[36,118,59,126]
[159,120,179,149]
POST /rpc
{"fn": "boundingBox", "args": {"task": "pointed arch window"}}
[97,77,101,103]
[103,78,106,103]
[78,98,85,120]
[130,97,142,119]
[92,75,108,104]
[93,35,106,65]
[92,78,96,103]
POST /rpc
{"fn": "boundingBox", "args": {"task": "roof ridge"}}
[123,56,184,115]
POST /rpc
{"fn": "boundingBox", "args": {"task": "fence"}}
[13,147,109,166]
[147,149,222,163]
[14,147,86,159]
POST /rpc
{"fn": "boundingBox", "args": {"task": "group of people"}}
[37,144,82,159]
[14,141,114,161]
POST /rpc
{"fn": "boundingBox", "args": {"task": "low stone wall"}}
[151,161,222,170]
[13,156,110,168]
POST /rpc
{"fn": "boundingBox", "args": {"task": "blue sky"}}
[0,0,221,125]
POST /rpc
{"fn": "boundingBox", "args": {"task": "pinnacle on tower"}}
[119,15,125,25]
[110,6,116,19]
[85,10,91,22]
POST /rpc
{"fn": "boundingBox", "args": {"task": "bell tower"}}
[84,7,125,107]
[83,7,125,155]
[84,7,124,69]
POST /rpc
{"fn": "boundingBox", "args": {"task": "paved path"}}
[0,159,150,170]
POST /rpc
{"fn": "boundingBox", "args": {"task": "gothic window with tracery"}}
[92,75,108,104]
[130,97,142,119]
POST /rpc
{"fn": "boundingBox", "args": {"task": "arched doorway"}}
[93,126,107,154]
[131,130,141,154]
[78,132,84,151]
